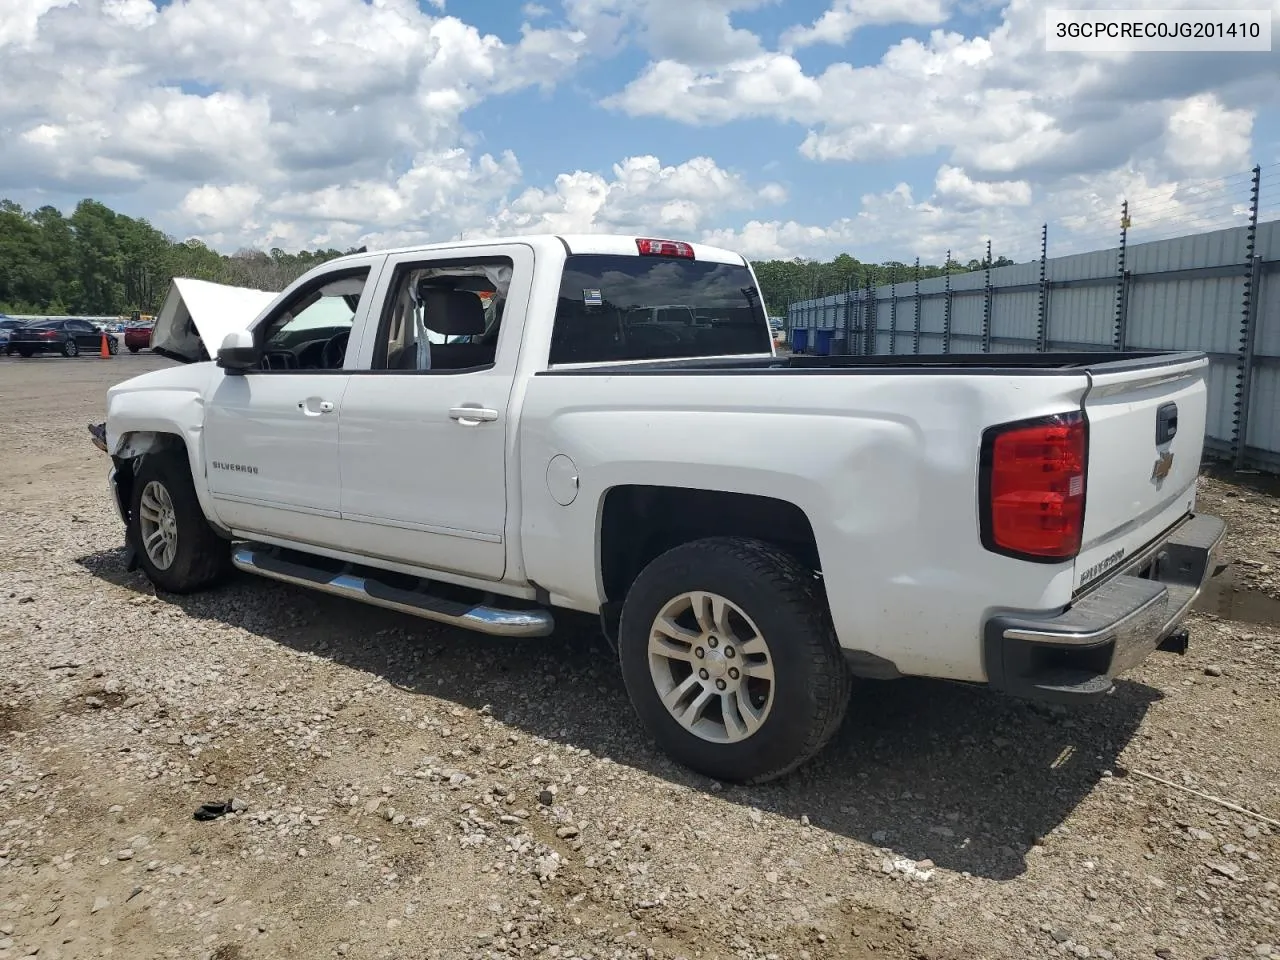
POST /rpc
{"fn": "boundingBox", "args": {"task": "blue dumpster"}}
[814,329,834,355]
[791,329,809,353]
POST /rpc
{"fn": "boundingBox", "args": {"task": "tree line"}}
[0,197,1012,318]
[0,198,364,317]
[752,252,1014,315]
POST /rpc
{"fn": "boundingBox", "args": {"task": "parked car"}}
[95,234,1224,784]
[124,323,153,353]
[6,318,118,357]
[0,318,25,350]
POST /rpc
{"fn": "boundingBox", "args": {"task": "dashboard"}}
[258,325,351,371]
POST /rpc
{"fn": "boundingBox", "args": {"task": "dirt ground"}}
[0,353,1277,960]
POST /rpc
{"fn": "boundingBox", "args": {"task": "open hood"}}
[151,277,279,364]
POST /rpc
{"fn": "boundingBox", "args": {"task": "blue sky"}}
[1,0,1276,262]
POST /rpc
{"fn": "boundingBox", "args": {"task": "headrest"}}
[422,288,485,336]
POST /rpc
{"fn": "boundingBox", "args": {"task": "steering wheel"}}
[321,330,350,369]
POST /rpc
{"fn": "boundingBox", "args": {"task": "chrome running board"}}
[231,544,555,638]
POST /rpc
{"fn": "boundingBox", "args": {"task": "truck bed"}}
[537,350,1207,376]
[521,346,1211,684]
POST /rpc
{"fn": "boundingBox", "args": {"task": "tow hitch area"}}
[1158,629,1190,655]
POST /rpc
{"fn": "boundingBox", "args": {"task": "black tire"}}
[107,338,118,355]
[128,451,232,594]
[128,345,140,354]
[63,339,78,358]
[618,536,852,784]
[17,348,33,358]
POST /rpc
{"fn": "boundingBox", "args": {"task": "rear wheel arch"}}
[598,484,822,605]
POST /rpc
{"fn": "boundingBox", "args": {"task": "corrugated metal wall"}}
[786,219,1280,471]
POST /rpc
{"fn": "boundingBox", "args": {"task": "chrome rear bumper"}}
[983,513,1227,703]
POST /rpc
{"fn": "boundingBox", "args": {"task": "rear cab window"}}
[549,254,771,365]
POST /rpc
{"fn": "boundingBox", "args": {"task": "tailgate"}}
[1074,354,1208,592]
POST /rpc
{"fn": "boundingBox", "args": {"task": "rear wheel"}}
[63,339,78,358]
[128,451,232,593]
[618,536,851,784]
[107,337,118,355]
[17,348,33,358]
[128,345,140,354]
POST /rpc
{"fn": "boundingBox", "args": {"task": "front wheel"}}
[128,451,232,593]
[618,537,852,784]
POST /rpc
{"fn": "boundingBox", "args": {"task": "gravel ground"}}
[0,353,1278,960]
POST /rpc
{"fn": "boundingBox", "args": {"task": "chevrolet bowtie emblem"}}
[1151,450,1174,481]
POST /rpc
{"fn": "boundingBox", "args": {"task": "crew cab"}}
[97,234,1225,783]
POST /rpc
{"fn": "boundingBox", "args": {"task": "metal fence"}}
[786,167,1280,472]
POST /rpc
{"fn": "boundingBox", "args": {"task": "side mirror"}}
[216,330,259,374]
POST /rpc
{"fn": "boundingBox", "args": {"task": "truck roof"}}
[328,234,750,268]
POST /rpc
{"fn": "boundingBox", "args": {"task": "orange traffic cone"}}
[100,331,111,358]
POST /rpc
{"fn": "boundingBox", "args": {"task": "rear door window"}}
[549,254,770,365]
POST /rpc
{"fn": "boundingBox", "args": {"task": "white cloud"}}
[562,0,774,67]
[0,0,74,48]
[605,0,1275,262]
[1164,93,1254,176]
[179,184,264,233]
[702,219,860,260]
[478,155,784,238]
[705,159,1261,264]
[934,165,1032,208]
[608,0,1278,180]
[781,0,951,50]
[0,0,589,219]
[0,0,1274,266]
[168,152,782,254]
[183,149,525,252]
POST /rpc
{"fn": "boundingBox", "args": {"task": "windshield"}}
[549,254,771,365]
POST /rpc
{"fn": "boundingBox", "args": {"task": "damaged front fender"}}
[100,361,232,538]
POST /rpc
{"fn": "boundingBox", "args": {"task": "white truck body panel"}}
[1073,358,1208,591]
[518,370,1091,681]
[104,233,1219,696]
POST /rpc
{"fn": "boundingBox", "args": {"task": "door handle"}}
[299,398,335,416]
[449,405,499,426]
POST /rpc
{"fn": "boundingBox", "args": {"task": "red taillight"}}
[636,238,695,259]
[40,330,59,339]
[980,412,1087,562]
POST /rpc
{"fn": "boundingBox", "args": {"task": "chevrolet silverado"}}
[96,234,1225,783]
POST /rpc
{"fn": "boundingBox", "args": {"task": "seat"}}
[396,289,497,371]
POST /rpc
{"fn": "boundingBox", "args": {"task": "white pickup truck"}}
[98,234,1225,783]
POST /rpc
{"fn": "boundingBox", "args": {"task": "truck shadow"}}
[78,548,1161,883]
